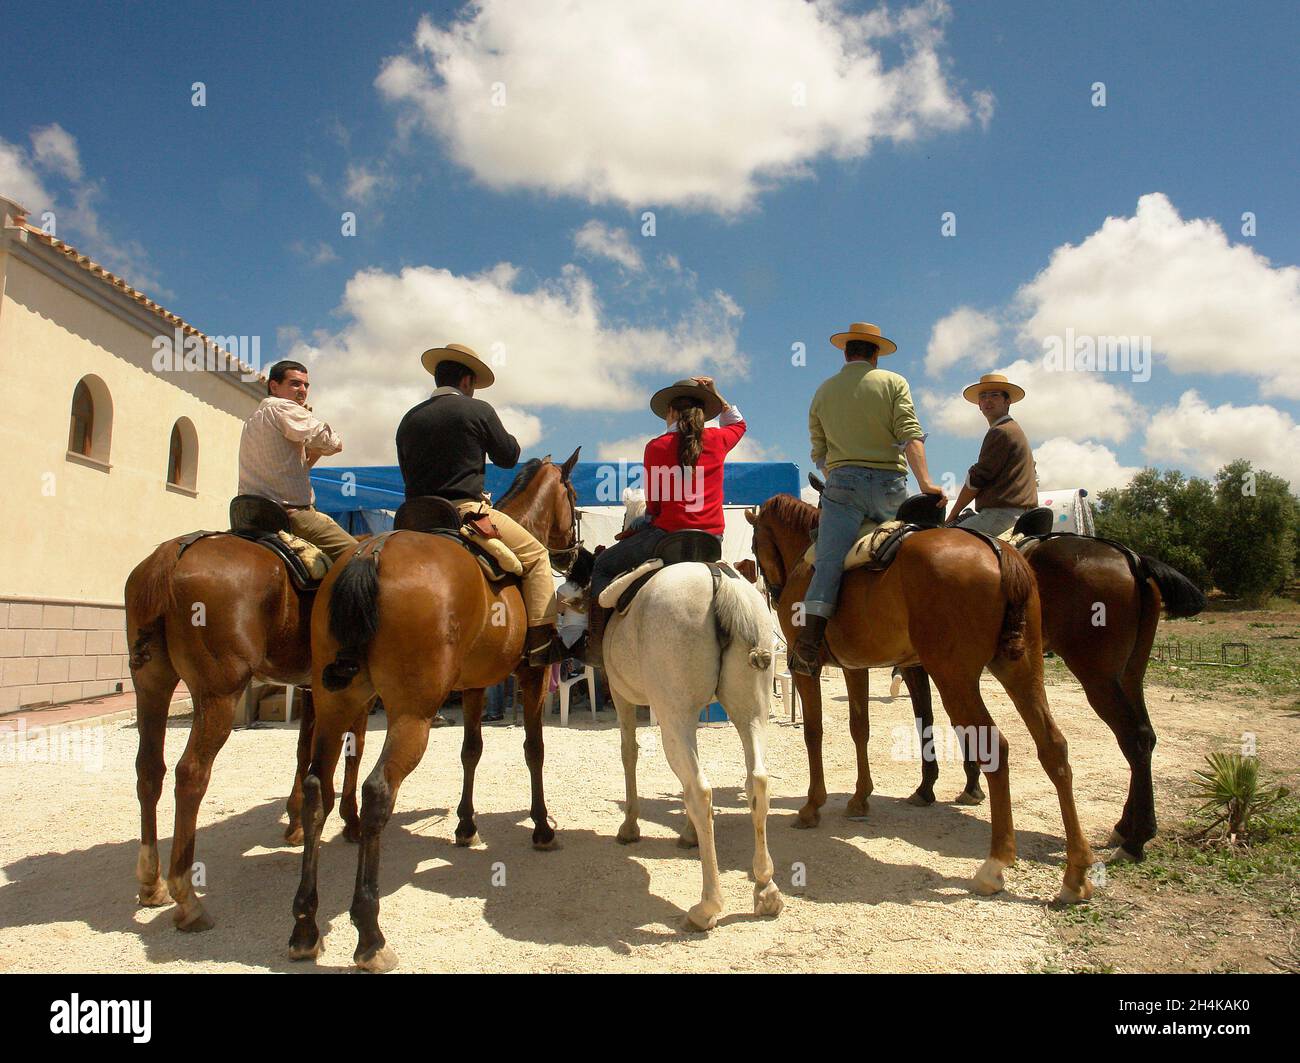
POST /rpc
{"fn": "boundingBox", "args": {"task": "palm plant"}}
[1191,752,1289,841]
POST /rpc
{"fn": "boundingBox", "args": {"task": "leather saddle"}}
[390,495,518,581]
[173,496,323,592]
[609,530,737,614]
[1010,506,1054,538]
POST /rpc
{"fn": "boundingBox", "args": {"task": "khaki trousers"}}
[287,506,359,562]
[456,500,556,627]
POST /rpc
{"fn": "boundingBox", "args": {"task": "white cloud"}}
[30,124,82,181]
[376,0,990,213]
[0,138,54,212]
[1014,193,1300,399]
[497,406,543,451]
[573,221,643,271]
[925,306,1001,376]
[345,163,387,203]
[294,259,745,465]
[1033,437,1139,493]
[291,240,340,266]
[1144,391,1300,486]
[919,356,1141,444]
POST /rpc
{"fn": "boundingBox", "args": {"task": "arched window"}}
[69,381,94,456]
[66,375,113,467]
[166,417,198,492]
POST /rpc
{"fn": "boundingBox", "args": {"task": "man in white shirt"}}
[238,360,358,560]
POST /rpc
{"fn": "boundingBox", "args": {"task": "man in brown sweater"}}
[945,372,1038,536]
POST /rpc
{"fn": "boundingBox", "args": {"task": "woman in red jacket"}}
[581,376,746,667]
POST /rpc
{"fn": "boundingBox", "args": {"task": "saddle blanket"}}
[275,530,331,581]
[802,519,901,572]
[598,559,664,609]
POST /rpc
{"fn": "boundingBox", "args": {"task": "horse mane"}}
[497,458,546,507]
[764,493,820,532]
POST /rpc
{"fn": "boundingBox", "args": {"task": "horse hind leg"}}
[843,667,873,819]
[610,689,642,844]
[350,712,433,972]
[657,708,723,930]
[133,641,178,907]
[166,688,237,931]
[339,703,369,844]
[729,705,784,918]
[988,655,1095,902]
[455,689,486,847]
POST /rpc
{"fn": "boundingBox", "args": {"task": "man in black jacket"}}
[397,343,557,666]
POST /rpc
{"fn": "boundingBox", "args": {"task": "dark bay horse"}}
[791,481,1206,860]
[747,495,1096,902]
[289,450,581,972]
[125,531,366,931]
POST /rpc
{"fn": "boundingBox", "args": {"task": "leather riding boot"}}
[580,604,609,670]
[524,624,560,668]
[788,614,829,676]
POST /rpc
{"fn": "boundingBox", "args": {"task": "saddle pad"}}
[276,530,331,581]
[598,559,664,609]
[802,519,903,571]
[463,530,523,577]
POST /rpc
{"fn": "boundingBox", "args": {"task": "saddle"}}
[803,493,1002,574]
[598,530,740,615]
[391,495,522,582]
[173,496,329,592]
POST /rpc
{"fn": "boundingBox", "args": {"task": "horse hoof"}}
[972,858,1007,896]
[1057,877,1094,904]
[792,809,820,830]
[533,835,561,851]
[288,934,323,962]
[955,789,985,806]
[354,945,399,973]
[616,825,640,845]
[1107,846,1140,865]
[138,881,171,907]
[455,832,482,848]
[173,905,214,933]
[283,825,305,846]
[1106,828,1127,848]
[686,904,719,931]
[906,790,935,807]
[342,822,362,845]
[753,881,785,918]
[677,834,699,850]
[845,799,869,820]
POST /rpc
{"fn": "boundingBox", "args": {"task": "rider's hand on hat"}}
[692,376,728,408]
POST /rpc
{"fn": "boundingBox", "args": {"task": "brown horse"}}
[289,450,581,972]
[126,531,368,931]
[794,480,1206,860]
[747,495,1096,901]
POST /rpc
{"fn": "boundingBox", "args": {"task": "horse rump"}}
[125,539,185,669]
[712,573,772,670]
[996,545,1035,661]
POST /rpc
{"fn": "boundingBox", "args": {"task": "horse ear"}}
[560,446,581,480]
[745,505,759,525]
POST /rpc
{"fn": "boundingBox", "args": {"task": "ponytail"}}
[672,400,706,467]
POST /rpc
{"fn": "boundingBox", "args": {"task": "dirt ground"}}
[1,662,1295,973]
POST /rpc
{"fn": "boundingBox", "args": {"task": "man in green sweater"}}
[789,322,945,675]
[945,372,1039,536]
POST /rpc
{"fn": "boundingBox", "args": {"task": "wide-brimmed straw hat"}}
[963,372,1025,404]
[830,321,897,356]
[649,379,725,421]
[419,343,495,388]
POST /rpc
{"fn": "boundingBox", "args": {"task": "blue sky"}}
[4,0,1298,496]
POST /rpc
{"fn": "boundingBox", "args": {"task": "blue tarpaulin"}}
[310,461,800,521]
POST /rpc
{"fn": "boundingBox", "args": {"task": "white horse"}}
[600,551,785,931]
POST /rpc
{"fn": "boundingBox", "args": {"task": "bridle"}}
[548,476,583,576]
[750,510,785,603]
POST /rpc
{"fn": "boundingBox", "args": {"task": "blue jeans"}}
[956,506,1026,536]
[590,525,669,601]
[803,466,909,618]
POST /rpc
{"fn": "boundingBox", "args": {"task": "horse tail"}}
[713,573,772,670]
[996,545,1034,661]
[125,540,181,670]
[321,551,380,691]
[1138,554,1207,619]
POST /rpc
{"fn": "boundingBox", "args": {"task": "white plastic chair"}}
[558,665,598,727]
[774,672,800,723]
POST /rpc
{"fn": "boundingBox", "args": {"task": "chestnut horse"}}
[747,495,1096,901]
[126,531,367,931]
[289,450,581,972]
[797,479,1206,860]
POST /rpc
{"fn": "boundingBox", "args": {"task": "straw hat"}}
[419,343,495,388]
[963,372,1025,404]
[830,321,897,356]
[649,379,725,421]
